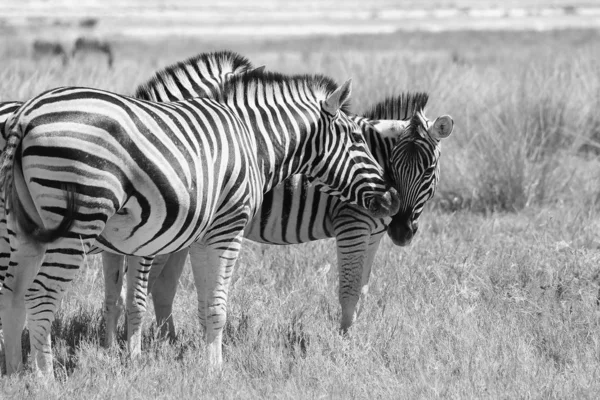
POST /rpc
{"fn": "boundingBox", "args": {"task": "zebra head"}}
[309,79,400,219]
[384,108,454,246]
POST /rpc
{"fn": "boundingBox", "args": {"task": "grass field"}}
[2,28,600,398]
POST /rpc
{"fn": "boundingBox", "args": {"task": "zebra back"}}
[134,50,256,102]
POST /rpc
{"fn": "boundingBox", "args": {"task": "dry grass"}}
[1,29,600,398]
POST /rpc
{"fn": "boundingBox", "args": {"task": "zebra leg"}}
[102,252,126,348]
[189,233,243,366]
[333,213,373,334]
[0,234,46,375]
[125,256,153,358]
[24,237,95,376]
[149,248,189,341]
[355,234,383,320]
[0,198,9,371]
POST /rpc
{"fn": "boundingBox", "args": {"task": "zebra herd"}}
[32,38,114,68]
[0,50,453,378]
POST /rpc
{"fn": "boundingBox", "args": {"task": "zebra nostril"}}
[388,187,400,215]
[412,222,419,234]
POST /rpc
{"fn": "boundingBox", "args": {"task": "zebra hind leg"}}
[0,227,47,375]
[0,197,10,374]
[102,252,126,348]
[149,249,189,342]
[24,236,95,377]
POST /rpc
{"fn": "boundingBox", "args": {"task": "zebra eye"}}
[351,131,365,143]
[423,164,436,178]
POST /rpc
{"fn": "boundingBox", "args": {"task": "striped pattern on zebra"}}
[0,51,260,352]
[140,92,454,338]
[104,50,260,348]
[0,101,21,141]
[0,101,23,285]
[0,101,22,372]
[134,50,263,101]
[0,72,399,376]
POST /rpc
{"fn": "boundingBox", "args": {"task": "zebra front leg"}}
[355,234,383,320]
[149,248,189,341]
[189,234,243,366]
[125,256,153,358]
[0,236,46,375]
[333,214,373,334]
[102,252,126,348]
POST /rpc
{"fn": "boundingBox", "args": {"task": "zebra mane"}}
[133,50,254,100]
[362,92,429,121]
[216,70,352,114]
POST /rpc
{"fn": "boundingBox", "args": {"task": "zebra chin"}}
[386,211,419,246]
[366,187,400,219]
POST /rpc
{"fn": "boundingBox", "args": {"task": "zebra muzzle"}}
[387,211,418,246]
[367,187,400,219]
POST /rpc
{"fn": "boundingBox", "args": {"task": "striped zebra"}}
[0,51,260,351]
[104,50,262,347]
[100,58,453,342]
[0,72,399,376]
[130,92,454,340]
[98,55,453,344]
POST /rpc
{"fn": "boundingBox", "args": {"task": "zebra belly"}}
[243,176,336,245]
[100,191,208,256]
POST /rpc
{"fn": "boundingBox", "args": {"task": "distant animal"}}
[31,40,68,65]
[71,37,114,68]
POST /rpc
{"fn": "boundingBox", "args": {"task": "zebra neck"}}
[357,118,400,180]
[227,100,320,195]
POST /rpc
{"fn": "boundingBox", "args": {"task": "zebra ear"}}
[251,65,266,73]
[428,115,454,140]
[323,79,352,114]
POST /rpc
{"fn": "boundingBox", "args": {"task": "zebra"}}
[0,51,261,350]
[31,40,69,66]
[104,50,263,348]
[71,37,114,68]
[0,72,400,376]
[119,92,454,340]
[98,57,452,342]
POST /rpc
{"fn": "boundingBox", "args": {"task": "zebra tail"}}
[0,110,23,190]
[1,113,78,243]
[10,180,78,244]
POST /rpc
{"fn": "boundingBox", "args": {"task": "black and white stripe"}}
[0,71,398,376]
[0,51,259,350]
[146,93,454,335]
